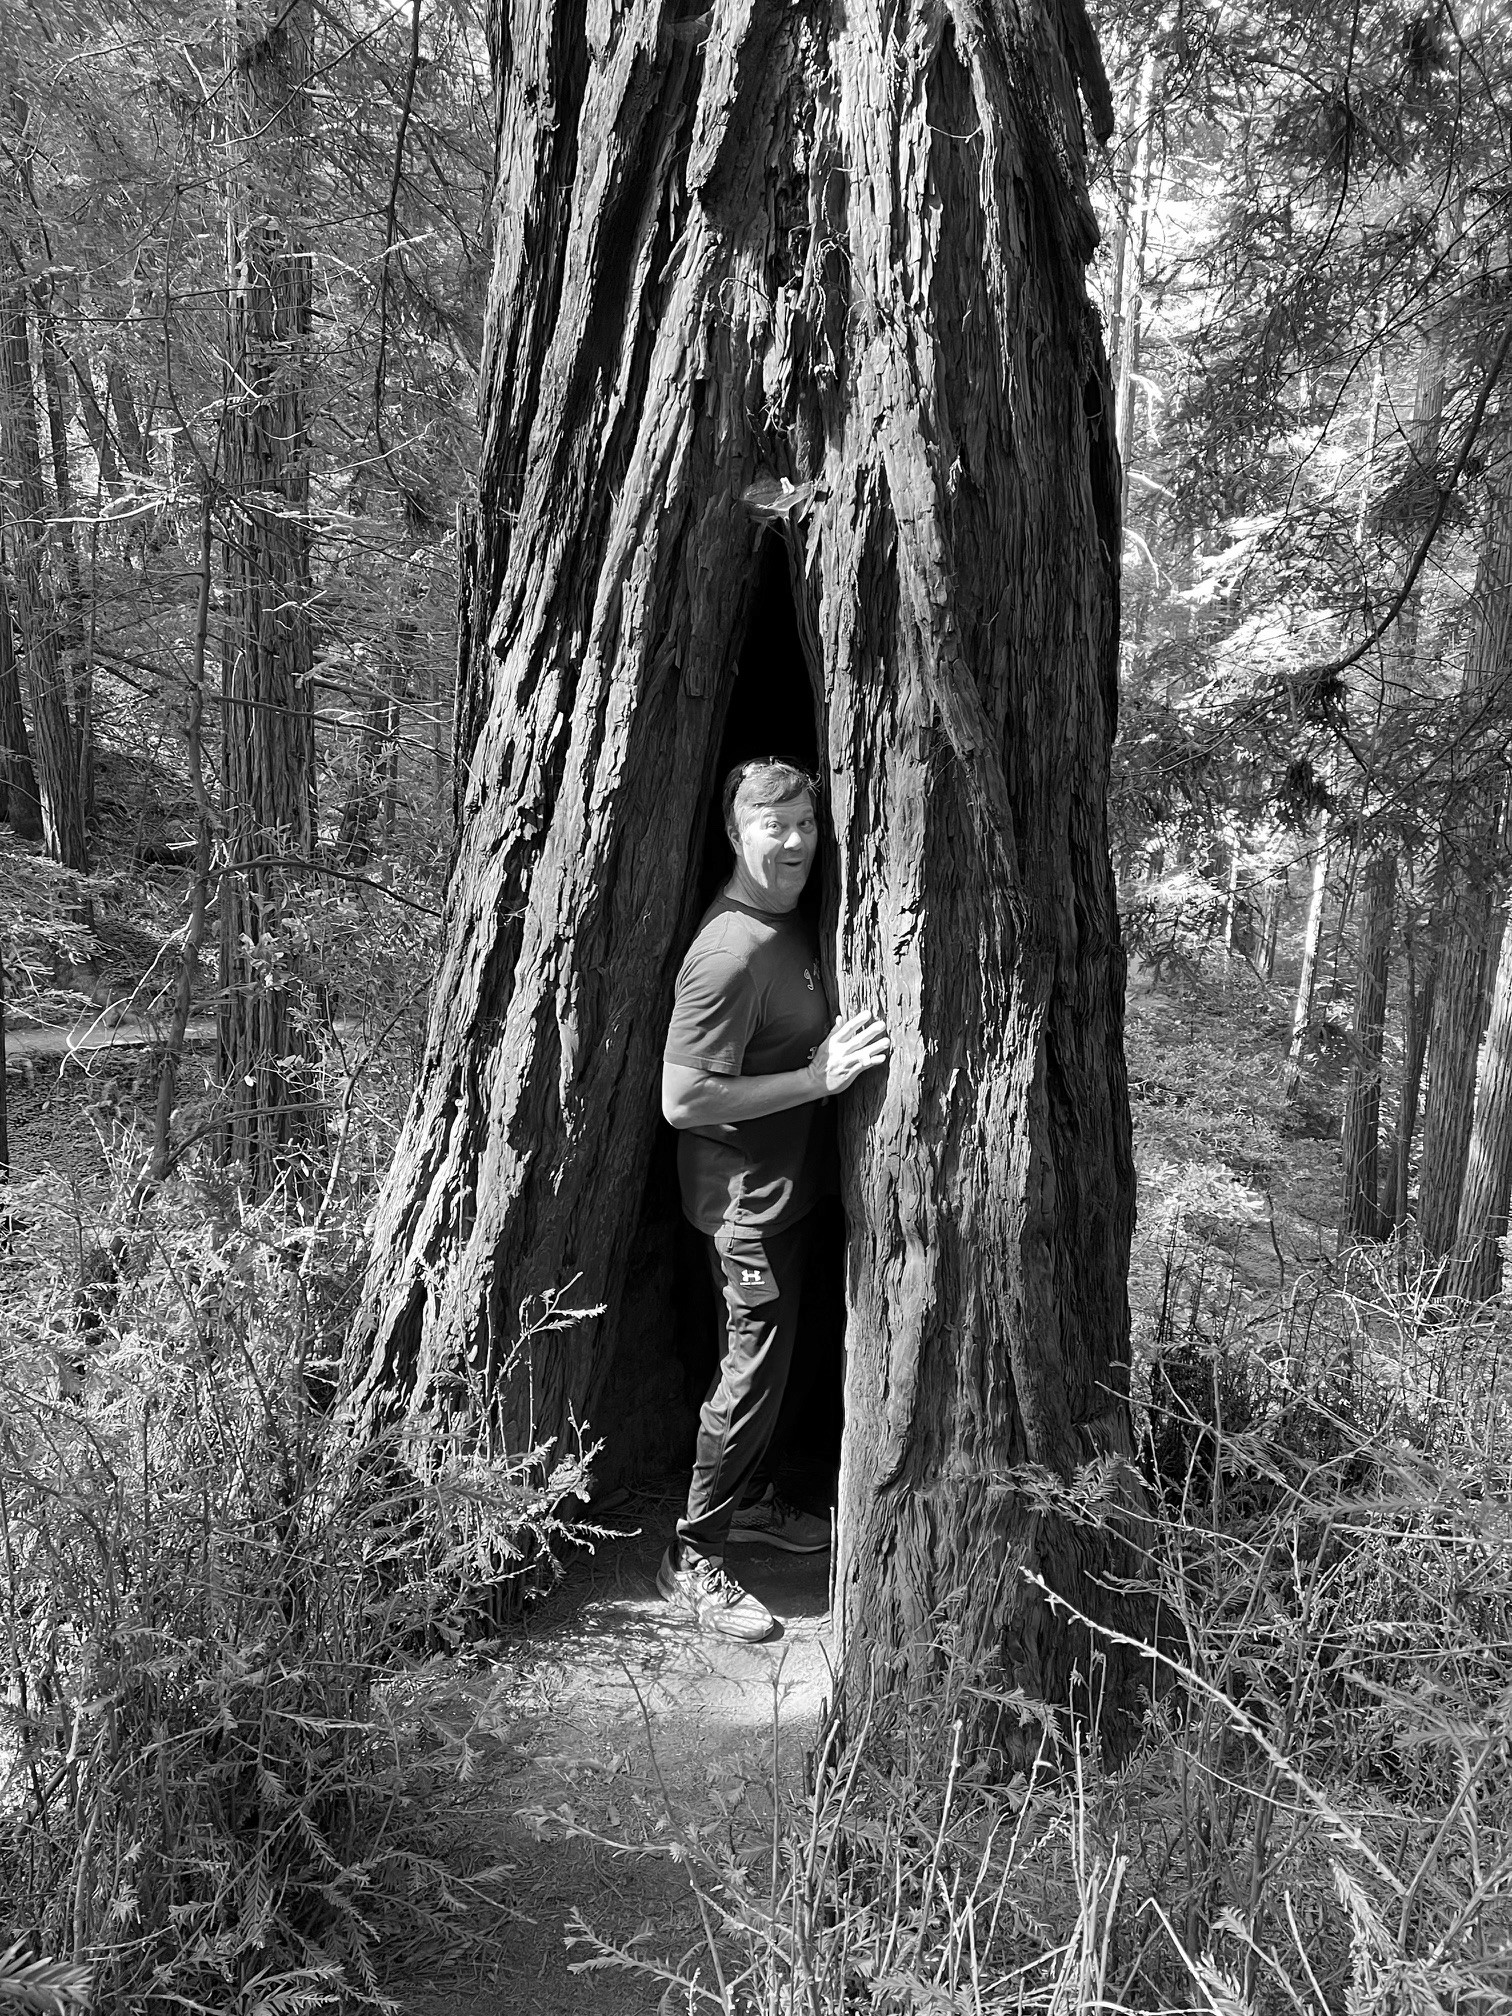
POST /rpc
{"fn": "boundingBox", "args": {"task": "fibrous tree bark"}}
[1452,911,1512,1299]
[218,0,318,1192]
[0,279,87,870]
[1339,845,1396,1239]
[149,503,215,1188]
[1418,421,1512,1259]
[0,534,42,841]
[1381,885,1438,1232]
[350,0,1142,1744]
[1418,879,1498,1256]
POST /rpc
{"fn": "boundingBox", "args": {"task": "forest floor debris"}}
[386,1492,832,2015]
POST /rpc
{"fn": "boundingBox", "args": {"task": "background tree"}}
[0,0,487,1173]
[217,0,319,1189]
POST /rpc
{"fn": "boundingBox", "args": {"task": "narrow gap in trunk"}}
[596,533,845,1513]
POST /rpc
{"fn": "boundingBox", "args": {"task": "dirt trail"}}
[3,1015,220,1064]
[4,1014,368,1065]
[390,1488,834,2016]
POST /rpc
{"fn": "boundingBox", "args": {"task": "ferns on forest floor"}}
[0,1183,592,2015]
[569,1252,1512,2016]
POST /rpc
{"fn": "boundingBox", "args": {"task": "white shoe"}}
[656,1545,777,1640]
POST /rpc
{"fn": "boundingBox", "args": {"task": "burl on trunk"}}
[350,0,1145,1738]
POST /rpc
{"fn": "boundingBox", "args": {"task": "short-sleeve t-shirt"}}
[663,895,834,1235]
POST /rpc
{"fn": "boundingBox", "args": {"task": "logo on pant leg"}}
[739,1267,765,1285]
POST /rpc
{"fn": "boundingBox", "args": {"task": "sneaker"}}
[727,1484,831,1554]
[657,1545,777,1641]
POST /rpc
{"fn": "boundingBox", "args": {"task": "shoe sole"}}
[726,1528,831,1554]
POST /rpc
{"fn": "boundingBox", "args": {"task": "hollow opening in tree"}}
[596,530,846,1504]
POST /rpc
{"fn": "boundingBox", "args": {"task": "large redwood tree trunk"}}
[351,0,1142,1737]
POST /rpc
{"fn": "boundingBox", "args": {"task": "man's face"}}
[731,790,817,910]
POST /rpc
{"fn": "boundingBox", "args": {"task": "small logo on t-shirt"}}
[739,1267,764,1284]
[803,965,816,991]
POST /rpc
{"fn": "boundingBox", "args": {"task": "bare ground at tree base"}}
[384,1490,834,2016]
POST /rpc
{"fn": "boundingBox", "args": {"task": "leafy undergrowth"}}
[568,1256,1512,2015]
[0,1182,592,2015]
[548,962,1512,2015]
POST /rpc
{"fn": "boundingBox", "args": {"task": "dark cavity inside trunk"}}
[593,535,846,1506]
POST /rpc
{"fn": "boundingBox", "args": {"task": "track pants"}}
[676,1214,812,1563]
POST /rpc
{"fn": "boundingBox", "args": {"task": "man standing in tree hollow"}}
[658,758,891,1640]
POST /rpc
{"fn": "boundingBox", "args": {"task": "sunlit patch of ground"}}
[384,1486,833,2015]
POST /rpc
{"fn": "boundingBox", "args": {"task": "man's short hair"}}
[722,757,818,844]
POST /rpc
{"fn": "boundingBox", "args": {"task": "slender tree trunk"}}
[1452,912,1512,1298]
[1419,883,1499,1257]
[0,942,8,1179]
[336,661,399,867]
[1284,816,1330,1098]
[1259,878,1281,982]
[149,503,215,1187]
[32,294,92,823]
[218,0,318,1193]
[106,362,149,478]
[350,0,1144,1747]
[1221,835,1242,988]
[1418,424,1512,1258]
[1381,901,1438,1232]
[0,283,88,869]
[0,536,42,841]
[70,359,124,496]
[1340,847,1396,1239]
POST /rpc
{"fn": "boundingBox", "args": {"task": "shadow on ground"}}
[385,1481,834,2015]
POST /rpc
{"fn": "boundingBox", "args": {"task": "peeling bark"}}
[352,0,1140,1743]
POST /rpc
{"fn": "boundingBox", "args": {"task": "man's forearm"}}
[663,1063,818,1128]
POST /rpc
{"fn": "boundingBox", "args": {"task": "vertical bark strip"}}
[1381,901,1437,1232]
[150,503,216,1187]
[1418,428,1512,1258]
[1339,846,1396,1239]
[0,284,87,869]
[1284,816,1330,1099]
[1419,887,1497,1256]
[0,534,42,840]
[1453,913,1512,1300]
[352,0,1139,1742]
[218,0,318,1192]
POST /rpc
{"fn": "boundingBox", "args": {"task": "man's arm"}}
[662,1012,891,1129]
